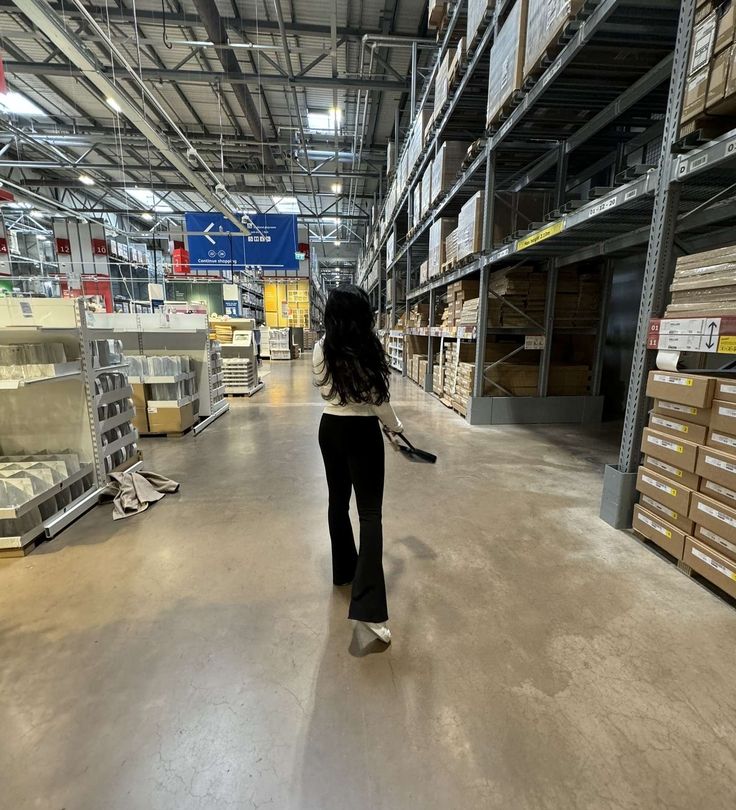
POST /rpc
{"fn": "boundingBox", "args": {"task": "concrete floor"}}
[1,359,735,810]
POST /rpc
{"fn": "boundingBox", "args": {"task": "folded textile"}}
[99,470,180,520]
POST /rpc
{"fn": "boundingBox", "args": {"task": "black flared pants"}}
[318,413,388,623]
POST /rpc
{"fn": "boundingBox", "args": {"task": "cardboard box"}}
[467,0,493,47]
[131,382,148,434]
[689,491,736,544]
[633,505,687,560]
[715,378,736,403]
[706,46,732,111]
[641,427,700,473]
[638,493,695,534]
[715,0,735,53]
[637,465,693,516]
[456,191,484,259]
[645,370,716,408]
[683,535,736,599]
[431,141,468,205]
[700,477,736,509]
[696,445,736,491]
[707,427,736,454]
[524,0,584,77]
[710,398,736,435]
[428,217,457,277]
[694,523,736,562]
[688,12,717,76]
[681,68,709,123]
[487,0,528,126]
[648,412,708,445]
[653,398,711,427]
[147,402,194,434]
[644,454,701,490]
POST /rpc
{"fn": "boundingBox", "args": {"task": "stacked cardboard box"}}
[444,228,459,270]
[486,0,529,127]
[421,166,432,218]
[449,38,467,88]
[432,362,444,394]
[524,0,584,78]
[665,244,736,316]
[487,266,546,326]
[431,141,468,205]
[442,279,481,328]
[428,0,446,29]
[428,217,458,277]
[468,0,494,49]
[435,52,450,111]
[634,370,736,598]
[406,303,431,328]
[456,192,484,260]
[458,298,480,327]
[681,1,736,135]
[413,185,422,228]
[419,260,430,286]
[555,269,601,325]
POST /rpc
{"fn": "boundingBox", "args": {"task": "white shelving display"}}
[85,310,230,434]
[388,331,404,373]
[269,328,291,361]
[221,326,264,397]
[0,298,139,554]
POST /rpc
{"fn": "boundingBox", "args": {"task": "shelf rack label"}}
[516,220,565,251]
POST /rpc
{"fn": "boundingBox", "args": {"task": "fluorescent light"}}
[79,174,95,186]
[30,209,44,218]
[272,195,300,214]
[141,212,154,222]
[331,182,342,194]
[125,187,173,212]
[0,91,47,117]
[36,234,48,241]
[106,96,123,113]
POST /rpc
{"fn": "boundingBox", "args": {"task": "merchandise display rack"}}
[84,311,230,435]
[0,298,140,554]
[360,0,736,446]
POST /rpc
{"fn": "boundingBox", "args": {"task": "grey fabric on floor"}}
[100,470,180,520]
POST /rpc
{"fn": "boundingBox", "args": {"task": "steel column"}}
[538,262,558,397]
[425,287,436,392]
[591,260,614,396]
[600,0,696,528]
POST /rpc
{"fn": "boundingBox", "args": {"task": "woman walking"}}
[313,285,403,644]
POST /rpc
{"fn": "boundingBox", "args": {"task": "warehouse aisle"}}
[2,359,736,810]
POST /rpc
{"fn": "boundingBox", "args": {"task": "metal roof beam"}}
[4,61,410,90]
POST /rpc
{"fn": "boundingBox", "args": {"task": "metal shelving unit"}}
[356,0,736,528]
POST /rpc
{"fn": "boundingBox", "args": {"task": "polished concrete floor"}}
[2,359,735,809]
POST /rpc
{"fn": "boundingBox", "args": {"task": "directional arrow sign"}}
[203,222,216,245]
[706,320,718,349]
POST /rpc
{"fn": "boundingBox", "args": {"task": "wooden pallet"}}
[141,425,194,439]
[0,535,45,559]
[674,115,736,153]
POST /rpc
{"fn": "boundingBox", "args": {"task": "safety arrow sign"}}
[204,222,216,244]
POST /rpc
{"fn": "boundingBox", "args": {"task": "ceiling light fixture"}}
[331,182,342,194]
[106,96,122,113]
[0,90,47,117]
[141,212,154,222]
[334,240,341,247]
[79,173,95,186]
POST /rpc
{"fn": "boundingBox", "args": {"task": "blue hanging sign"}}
[184,212,299,273]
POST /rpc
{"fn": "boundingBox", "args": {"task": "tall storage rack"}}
[359,0,736,529]
[0,298,140,554]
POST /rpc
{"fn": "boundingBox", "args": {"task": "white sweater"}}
[312,340,403,432]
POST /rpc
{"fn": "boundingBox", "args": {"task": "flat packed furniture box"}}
[524,0,585,78]
[487,0,529,127]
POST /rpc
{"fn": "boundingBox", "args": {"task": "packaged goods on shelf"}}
[406,304,431,328]
[450,37,467,86]
[428,217,458,278]
[645,370,716,408]
[413,186,422,228]
[387,141,394,176]
[555,269,601,325]
[421,167,432,217]
[688,10,717,77]
[147,402,194,434]
[407,109,433,175]
[433,363,444,394]
[387,231,396,267]
[524,0,584,78]
[683,536,736,600]
[444,228,459,270]
[428,0,446,29]
[420,260,430,286]
[458,298,480,327]
[467,0,494,47]
[0,341,79,381]
[435,51,450,111]
[486,0,529,127]
[431,141,468,205]
[632,504,688,560]
[487,266,545,326]
[456,192,484,260]
[681,68,709,125]
[666,244,736,314]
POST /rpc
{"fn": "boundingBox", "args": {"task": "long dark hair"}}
[317,284,390,406]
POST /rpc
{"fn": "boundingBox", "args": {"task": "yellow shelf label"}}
[516,219,565,251]
[718,336,736,354]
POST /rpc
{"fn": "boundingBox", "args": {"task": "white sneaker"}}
[361,622,392,644]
